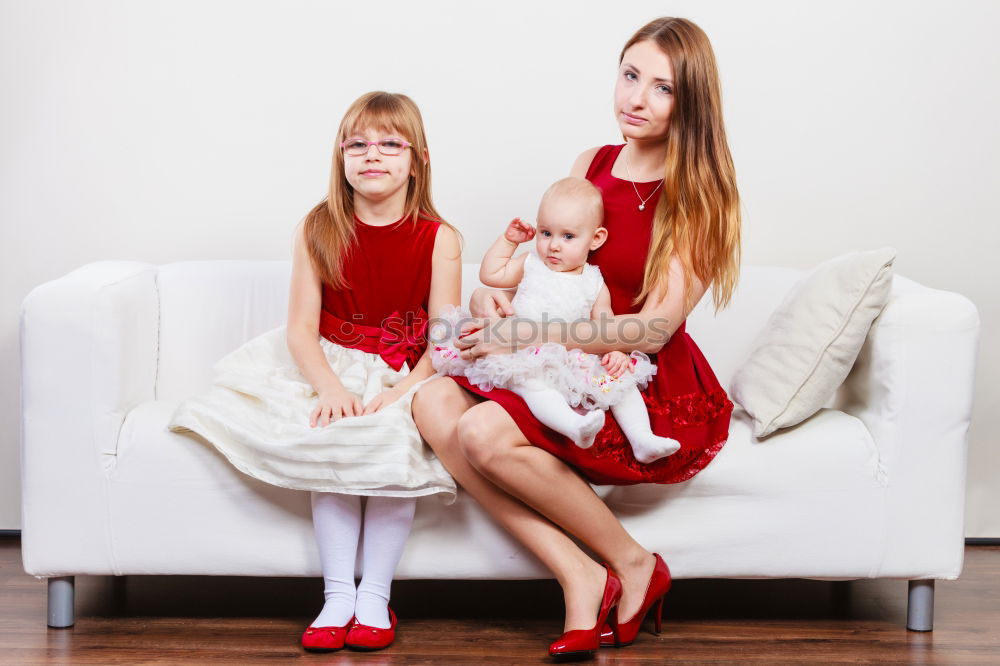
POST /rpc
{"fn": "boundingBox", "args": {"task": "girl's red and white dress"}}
[449,144,735,485]
[167,215,456,502]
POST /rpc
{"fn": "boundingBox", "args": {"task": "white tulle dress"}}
[167,324,457,503]
[430,250,657,411]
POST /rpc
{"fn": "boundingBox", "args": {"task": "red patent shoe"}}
[301,616,354,652]
[345,607,397,651]
[548,564,622,660]
[609,553,672,647]
[600,621,617,647]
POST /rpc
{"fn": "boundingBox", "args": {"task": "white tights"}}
[513,383,681,463]
[309,491,416,629]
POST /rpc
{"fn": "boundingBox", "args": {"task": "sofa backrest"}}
[153,260,802,401]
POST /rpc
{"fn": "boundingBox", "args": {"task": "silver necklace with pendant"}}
[623,146,664,211]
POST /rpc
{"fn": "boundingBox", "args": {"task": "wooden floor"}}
[2,537,998,664]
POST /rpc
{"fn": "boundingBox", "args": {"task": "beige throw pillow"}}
[731,247,896,438]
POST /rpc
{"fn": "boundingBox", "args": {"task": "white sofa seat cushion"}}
[105,399,888,580]
[594,406,890,578]
[109,401,549,578]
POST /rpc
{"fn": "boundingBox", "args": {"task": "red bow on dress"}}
[319,307,429,372]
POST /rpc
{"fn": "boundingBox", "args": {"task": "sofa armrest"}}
[20,261,158,575]
[831,274,980,577]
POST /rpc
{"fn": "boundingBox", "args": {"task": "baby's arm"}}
[589,285,632,378]
[479,218,534,288]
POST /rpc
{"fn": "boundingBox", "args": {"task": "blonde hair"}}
[621,18,741,314]
[303,91,461,289]
[540,177,604,228]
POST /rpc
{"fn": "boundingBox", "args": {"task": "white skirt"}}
[430,306,657,412]
[167,325,456,503]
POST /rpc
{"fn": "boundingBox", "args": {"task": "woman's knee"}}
[457,403,520,472]
[414,377,457,424]
[413,377,471,452]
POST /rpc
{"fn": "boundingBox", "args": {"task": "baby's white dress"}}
[167,327,456,503]
[430,250,656,411]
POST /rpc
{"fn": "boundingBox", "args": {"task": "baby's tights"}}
[517,382,681,463]
[309,491,416,629]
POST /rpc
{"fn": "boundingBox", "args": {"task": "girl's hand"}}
[504,217,536,245]
[455,317,531,360]
[311,386,363,427]
[361,386,405,416]
[601,351,634,379]
[469,287,515,318]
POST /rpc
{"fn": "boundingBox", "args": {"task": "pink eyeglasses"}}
[340,138,412,156]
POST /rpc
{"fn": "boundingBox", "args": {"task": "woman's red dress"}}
[452,144,734,484]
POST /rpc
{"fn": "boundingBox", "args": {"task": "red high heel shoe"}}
[345,607,397,651]
[607,552,672,647]
[301,616,354,652]
[548,564,622,660]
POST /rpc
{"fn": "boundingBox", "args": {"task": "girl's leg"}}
[355,496,417,628]
[456,400,657,625]
[412,377,646,631]
[510,383,605,449]
[309,491,361,627]
[610,387,681,463]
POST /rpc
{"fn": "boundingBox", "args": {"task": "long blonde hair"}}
[622,18,741,314]
[303,91,459,289]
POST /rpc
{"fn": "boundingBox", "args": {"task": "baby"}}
[431,177,680,464]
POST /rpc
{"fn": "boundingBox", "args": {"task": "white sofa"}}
[19,260,980,631]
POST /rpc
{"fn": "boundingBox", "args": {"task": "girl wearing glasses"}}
[412,17,740,659]
[168,91,460,653]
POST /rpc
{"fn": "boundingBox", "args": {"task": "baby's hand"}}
[504,217,536,244]
[601,351,633,379]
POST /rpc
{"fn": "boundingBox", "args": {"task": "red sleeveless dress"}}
[452,144,734,484]
[319,215,439,368]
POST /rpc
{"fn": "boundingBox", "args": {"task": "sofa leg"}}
[906,579,934,631]
[47,576,75,628]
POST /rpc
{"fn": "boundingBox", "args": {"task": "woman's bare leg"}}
[457,401,657,624]
[413,377,609,631]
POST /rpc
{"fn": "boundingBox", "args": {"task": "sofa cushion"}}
[107,399,885,579]
[729,248,895,438]
[156,261,292,402]
[155,261,486,403]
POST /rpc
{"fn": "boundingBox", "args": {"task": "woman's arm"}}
[385,223,462,394]
[457,142,703,359]
[469,287,516,317]
[569,146,601,179]
[286,219,348,395]
[456,252,707,359]
[551,252,707,353]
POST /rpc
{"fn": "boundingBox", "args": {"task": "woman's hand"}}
[469,287,515,318]
[310,386,363,427]
[601,351,634,379]
[454,317,534,360]
[361,386,405,416]
[504,217,536,244]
